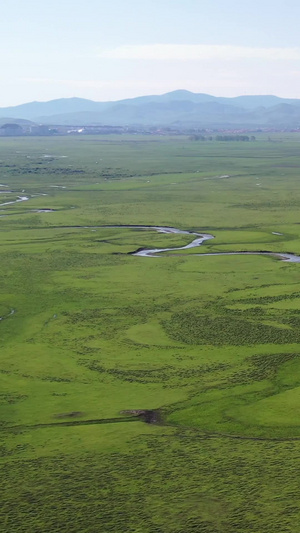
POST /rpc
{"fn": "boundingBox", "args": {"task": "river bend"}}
[104,225,300,262]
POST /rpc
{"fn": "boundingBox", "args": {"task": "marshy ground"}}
[2,134,300,531]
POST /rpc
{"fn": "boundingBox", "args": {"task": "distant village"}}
[0,122,295,138]
[0,122,129,136]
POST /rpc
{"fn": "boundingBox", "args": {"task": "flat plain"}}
[1,134,300,532]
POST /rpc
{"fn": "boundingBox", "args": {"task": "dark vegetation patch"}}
[0,393,28,404]
[231,352,300,384]
[163,312,300,346]
[0,161,84,175]
[25,167,84,175]
[282,313,300,327]
[238,292,300,305]
[2,435,300,532]
[100,167,135,179]
[79,358,230,386]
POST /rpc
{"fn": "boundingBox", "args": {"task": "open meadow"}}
[2,134,300,531]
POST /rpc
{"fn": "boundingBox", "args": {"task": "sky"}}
[2,0,300,106]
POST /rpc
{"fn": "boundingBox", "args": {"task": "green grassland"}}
[2,135,300,531]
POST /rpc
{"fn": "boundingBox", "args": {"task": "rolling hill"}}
[2,90,300,128]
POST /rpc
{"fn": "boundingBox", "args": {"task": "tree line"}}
[189,134,256,141]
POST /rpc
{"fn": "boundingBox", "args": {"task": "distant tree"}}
[215,135,250,141]
[188,134,206,141]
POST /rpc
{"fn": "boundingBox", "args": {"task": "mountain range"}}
[2,90,300,128]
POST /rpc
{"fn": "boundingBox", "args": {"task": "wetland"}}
[2,134,300,532]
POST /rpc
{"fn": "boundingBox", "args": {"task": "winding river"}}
[0,191,299,263]
[105,225,300,262]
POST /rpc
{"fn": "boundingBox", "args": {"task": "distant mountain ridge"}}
[2,90,300,128]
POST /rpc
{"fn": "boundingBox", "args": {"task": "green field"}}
[2,134,300,531]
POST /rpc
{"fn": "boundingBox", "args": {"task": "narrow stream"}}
[104,225,300,263]
[0,309,15,321]
[0,194,298,263]
[131,226,214,256]
[0,190,50,213]
[0,195,29,207]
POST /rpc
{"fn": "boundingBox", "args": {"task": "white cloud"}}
[98,44,300,61]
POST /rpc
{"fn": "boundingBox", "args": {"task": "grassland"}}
[2,134,300,531]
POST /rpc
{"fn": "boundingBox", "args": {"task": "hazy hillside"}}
[0,117,34,126]
[37,102,300,128]
[2,91,300,128]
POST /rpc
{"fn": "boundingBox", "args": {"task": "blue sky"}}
[2,0,300,105]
